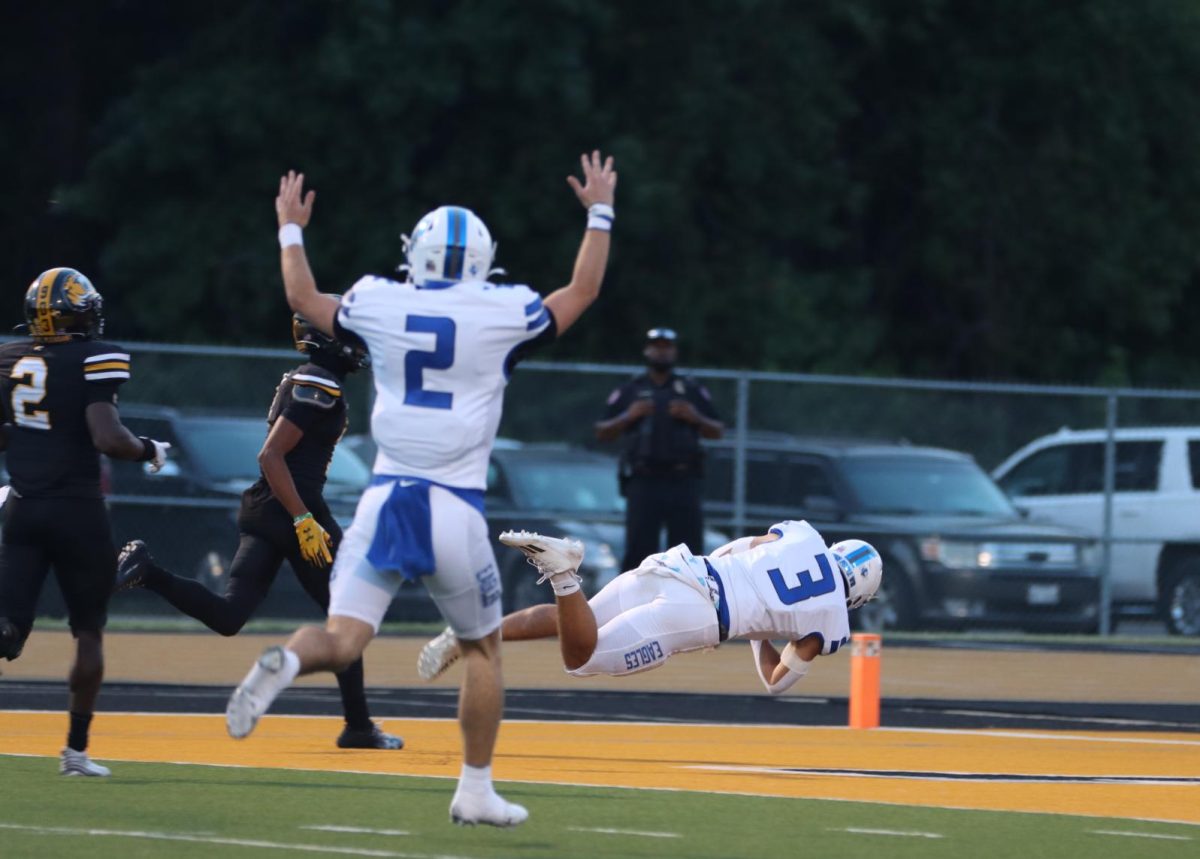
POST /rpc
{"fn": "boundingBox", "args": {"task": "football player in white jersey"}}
[225,151,617,828]
[419,521,882,695]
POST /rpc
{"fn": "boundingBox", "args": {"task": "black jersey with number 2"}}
[0,338,130,499]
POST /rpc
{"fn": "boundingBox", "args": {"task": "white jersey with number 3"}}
[707,520,851,653]
[336,275,551,489]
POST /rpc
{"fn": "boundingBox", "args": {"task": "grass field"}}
[1,754,1197,859]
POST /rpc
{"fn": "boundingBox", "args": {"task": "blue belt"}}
[704,559,731,642]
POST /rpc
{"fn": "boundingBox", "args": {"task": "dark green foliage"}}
[5,0,1200,385]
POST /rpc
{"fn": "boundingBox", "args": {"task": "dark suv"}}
[704,436,1101,632]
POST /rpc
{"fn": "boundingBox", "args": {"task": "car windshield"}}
[505,457,624,513]
[841,455,1016,517]
[182,419,370,489]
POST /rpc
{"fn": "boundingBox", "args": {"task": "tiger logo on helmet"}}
[22,267,105,342]
[829,539,883,610]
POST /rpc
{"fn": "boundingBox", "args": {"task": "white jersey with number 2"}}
[706,520,851,654]
[336,275,552,489]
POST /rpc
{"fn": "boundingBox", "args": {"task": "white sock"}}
[458,763,493,795]
[550,574,581,597]
[280,648,301,685]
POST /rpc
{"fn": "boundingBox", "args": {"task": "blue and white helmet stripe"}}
[830,539,883,610]
[404,205,495,287]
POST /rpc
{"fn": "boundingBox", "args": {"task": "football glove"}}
[294,512,333,568]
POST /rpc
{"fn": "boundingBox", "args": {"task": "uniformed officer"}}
[595,327,724,569]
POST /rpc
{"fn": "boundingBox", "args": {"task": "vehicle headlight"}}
[920,537,993,569]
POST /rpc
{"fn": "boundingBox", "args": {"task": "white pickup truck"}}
[992,427,1200,635]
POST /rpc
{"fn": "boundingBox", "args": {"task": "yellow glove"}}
[294,513,333,568]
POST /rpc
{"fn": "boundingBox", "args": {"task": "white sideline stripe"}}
[0,822,472,858]
[568,826,681,838]
[1090,829,1192,841]
[303,825,412,837]
[3,750,1199,830]
[84,352,130,362]
[6,708,1200,745]
[839,827,944,839]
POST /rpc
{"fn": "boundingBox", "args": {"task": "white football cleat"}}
[418,627,461,682]
[60,748,110,777]
[226,645,292,739]
[498,530,584,585]
[450,788,529,828]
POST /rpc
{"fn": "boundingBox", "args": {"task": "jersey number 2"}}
[768,554,837,605]
[404,315,456,410]
[10,356,50,430]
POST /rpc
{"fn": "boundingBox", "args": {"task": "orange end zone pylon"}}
[849,632,881,729]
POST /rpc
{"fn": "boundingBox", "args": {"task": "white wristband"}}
[278,223,304,249]
[586,202,614,232]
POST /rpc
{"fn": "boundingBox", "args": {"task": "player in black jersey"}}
[0,267,171,777]
[114,311,402,750]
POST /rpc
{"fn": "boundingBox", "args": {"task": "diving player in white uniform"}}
[226,151,617,828]
[419,520,882,695]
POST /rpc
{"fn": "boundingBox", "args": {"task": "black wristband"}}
[137,437,156,462]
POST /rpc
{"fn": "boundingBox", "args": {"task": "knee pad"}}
[0,617,27,661]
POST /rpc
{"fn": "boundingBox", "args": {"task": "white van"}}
[992,426,1200,635]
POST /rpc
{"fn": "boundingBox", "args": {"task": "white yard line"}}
[838,827,944,839]
[303,825,412,837]
[1090,829,1192,841]
[0,822,470,859]
[568,826,681,838]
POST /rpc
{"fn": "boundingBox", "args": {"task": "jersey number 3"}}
[768,554,837,605]
[10,356,50,430]
[404,315,456,410]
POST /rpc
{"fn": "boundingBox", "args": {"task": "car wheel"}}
[854,563,917,632]
[1163,556,1200,636]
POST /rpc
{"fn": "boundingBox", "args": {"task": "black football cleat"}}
[336,722,404,750]
[114,540,153,593]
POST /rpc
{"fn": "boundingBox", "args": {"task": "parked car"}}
[345,434,728,613]
[704,435,1101,633]
[993,426,1200,635]
[102,404,371,617]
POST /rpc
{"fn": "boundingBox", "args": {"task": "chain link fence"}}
[10,339,1200,634]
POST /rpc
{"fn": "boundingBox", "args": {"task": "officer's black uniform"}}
[123,353,393,743]
[0,337,131,646]
[604,372,721,569]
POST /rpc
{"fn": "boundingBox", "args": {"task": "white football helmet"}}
[829,539,883,610]
[401,206,496,286]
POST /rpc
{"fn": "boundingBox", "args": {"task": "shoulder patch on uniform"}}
[83,350,131,383]
[291,383,338,409]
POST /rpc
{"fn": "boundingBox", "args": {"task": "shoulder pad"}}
[290,370,341,409]
[291,383,338,410]
[82,345,131,384]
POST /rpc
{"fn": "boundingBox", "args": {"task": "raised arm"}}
[275,171,341,336]
[543,151,618,336]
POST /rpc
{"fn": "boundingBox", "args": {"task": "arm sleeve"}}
[688,380,721,420]
[83,348,131,405]
[603,383,633,419]
[333,295,369,353]
[750,640,809,695]
[502,287,557,376]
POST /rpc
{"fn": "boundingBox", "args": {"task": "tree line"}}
[4,0,1200,386]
